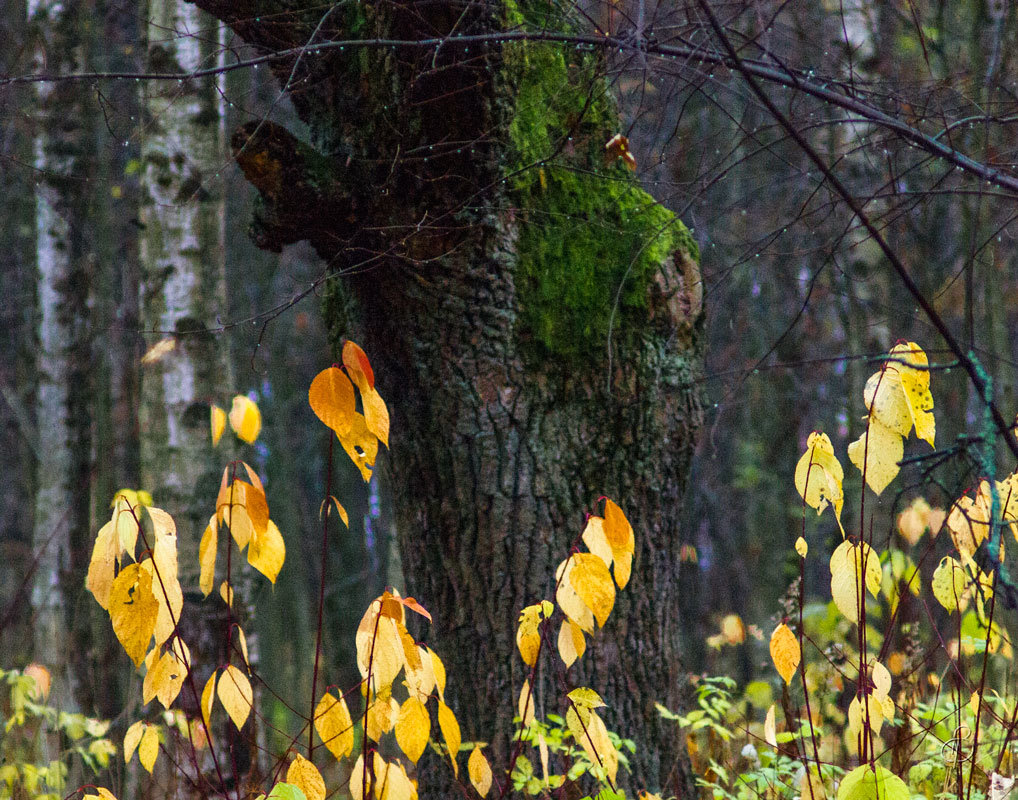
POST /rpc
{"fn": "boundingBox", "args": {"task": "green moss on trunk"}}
[502,11,698,363]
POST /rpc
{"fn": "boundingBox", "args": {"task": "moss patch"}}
[503,8,697,363]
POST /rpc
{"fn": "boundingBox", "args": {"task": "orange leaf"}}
[309,367,356,435]
[343,341,375,389]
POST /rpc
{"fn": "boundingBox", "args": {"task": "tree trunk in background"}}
[29,0,97,710]
[190,0,704,794]
[138,0,255,791]
[0,0,38,663]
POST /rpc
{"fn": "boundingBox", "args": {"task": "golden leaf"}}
[764,704,777,748]
[848,419,903,495]
[309,367,355,436]
[248,519,285,583]
[361,386,390,449]
[890,342,935,446]
[795,537,808,557]
[109,563,159,667]
[337,412,379,482]
[794,432,846,531]
[356,598,405,691]
[430,647,447,702]
[516,603,545,666]
[86,520,118,610]
[199,515,217,597]
[568,552,615,627]
[140,337,176,365]
[229,395,262,444]
[314,691,354,760]
[200,672,216,728]
[211,405,226,446]
[932,556,970,612]
[342,341,375,390]
[603,499,635,588]
[84,788,117,800]
[124,720,144,764]
[286,755,326,800]
[468,745,493,797]
[769,623,800,684]
[138,723,159,773]
[438,700,461,776]
[518,680,535,727]
[557,618,586,668]
[395,696,430,763]
[830,541,882,623]
[555,559,595,633]
[218,664,252,730]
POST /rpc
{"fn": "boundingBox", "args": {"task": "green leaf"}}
[266,783,308,800]
[837,765,908,800]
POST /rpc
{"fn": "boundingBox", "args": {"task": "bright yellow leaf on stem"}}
[769,623,800,684]
[932,556,970,612]
[947,485,992,562]
[795,537,808,557]
[794,432,845,529]
[144,649,186,709]
[516,603,546,666]
[210,405,226,445]
[86,521,118,610]
[558,618,586,667]
[286,755,326,800]
[518,680,535,727]
[218,664,252,730]
[84,788,117,800]
[555,559,596,633]
[603,499,635,588]
[848,419,903,496]
[309,367,355,435]
[438,700,461,776]
[356,598,405,691]
[890,342,935,446]
[830,541,882,623]
[109,563,159,667]
[395,696,430,763]
[229,395,262,444]
[320,495,349,527]
[764,704,777,748]
[360,386,390,448]
[248,519,285,583]
[897,497,945,546]
[200,672,216,728]
[337,412,379,482]
[566,705,618,783]
[567,552,616,627]
[429,647,447,702]
[199,515,217,597]
[124,720,144,764]
[314,691,354,760]
[138,723,159,773]
[468,745,493,797]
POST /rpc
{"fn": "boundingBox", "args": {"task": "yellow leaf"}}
[516,603,546,666]
[314,691,354,760]
[769,623,800,684]
[429,647,447,702]
[287,755,326,800]
[248,519,285,583]
[229,395,261,444]
[139,723,159,773]
[84,788,118,800]
[236,626,250,670]
[211,405,226,446]
[897,497,942,546]
[309,367,355,436]
[124,720,144,764]
[109,563,159,667]
[567,552,616,627]
[356,598,405,691]
[143,649,186,709]
[200,672,216,728]
[932,556,970,612]
[603,499,635,588]
[947,485,992,561]
[140,336,176,365]
[86,521,118,610]
[468,745,492,797]
[794,432,845,531]
[438,700,461,776]
[23,664,50,701]
[366,687,398,741]
[890,342,935,446]
[337,412,379,482]
[863,368,913,437]
[218,664,252,730]
[361,386,390,448]
[582,516,613,569]
[518,680,535,727]
[405,645,436,700]
[848,419,903,495]
[395,696,430,763]
[555,559,595,633]
[199,515,217,597]
[557,618,586,667]
[764,705,777,748]
[795,537,808,557]
[567,706,618,783]
[829,541,881,623]
[320,495,349,527]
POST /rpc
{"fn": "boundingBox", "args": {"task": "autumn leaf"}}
[830,540,882,623]
[889,342,935,446]
[603,498,636,588]
[314,691,354,760]
[395,696,430,763]
[836,764,909,800]
[228,395,262,443]
[795,537,808,557]
[848,419,903,496]
[605,133,637,171]
[139,723,159,773]
[516,602,548,666]
[84,788,118,800]
[932,556,970,612]
[140,336,176,365]
[897,497,945,546]
[518,680,535,727]
[109,563,160,667]
[794,432,845,532]
[429,647,447,702]
[286,755,325,800]
[199,515,217,596]
[557,618,586,668]
[764,705,777,748]
[356,597,405,691]
[769,623,800,684]
[566,704,618,783]
[438,700,461,776]
[218,664,253,730]
[468,745,493,797]
[309,367,355,436]
[210,405,226,445]
[200,672,216,728]
[248,519,285,583]
[564,552,615,627]
[343,341,375,390]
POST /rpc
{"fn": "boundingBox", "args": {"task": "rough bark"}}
[189,0,704,793]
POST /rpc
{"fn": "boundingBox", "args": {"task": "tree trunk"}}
[29,0,98,711]
[188,0,704,793]
[137,0,256,792]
